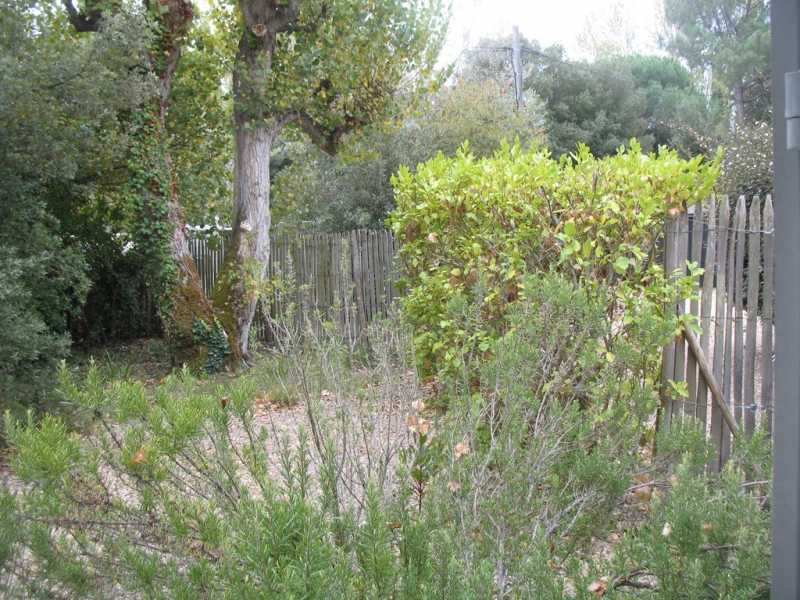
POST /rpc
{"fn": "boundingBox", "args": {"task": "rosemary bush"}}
[0,275,770,598]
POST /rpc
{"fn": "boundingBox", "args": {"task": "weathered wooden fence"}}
[190,209,773,470]
[660,195,775,470]
[189,230,399,343]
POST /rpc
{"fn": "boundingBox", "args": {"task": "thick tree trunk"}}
[215,19,284,363]
[163,188,216,364]
[65,0,217,365]
[214,125,273,361]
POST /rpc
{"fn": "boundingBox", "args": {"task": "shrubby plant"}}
[0,274,769,598]
[389,140,719,377]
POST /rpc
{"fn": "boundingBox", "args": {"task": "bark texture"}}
[214,126,273,360]
[215,8,293,362]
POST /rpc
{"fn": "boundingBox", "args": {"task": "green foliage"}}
[272,78,545,231]
[662,0,771,123]
[124,109,179,312]
[192,318,231,374]
[604,432,771,599]
[530,54,651,157]
[0,0,153,419]
[389,141,719,376]
[235,0,447,140]
[527,51,716,157]
[0,304,770,597]
[0,248,82,422]
[167,2,235,223]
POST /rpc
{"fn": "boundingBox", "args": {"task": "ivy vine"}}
[124,109,178,317]
[192,318,230,374]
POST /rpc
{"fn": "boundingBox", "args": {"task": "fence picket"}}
[731,197,747,435]
[672,211,689,421]
[686,205,704,418]
[660,216,678,432]
[710,198,730,472]
[744,197,762,436]
[762,196,775,434]
[698,199,717,432]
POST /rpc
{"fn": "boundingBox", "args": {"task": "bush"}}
[0,276,770,598]
[0,199,89,429]
[389,141,719,377]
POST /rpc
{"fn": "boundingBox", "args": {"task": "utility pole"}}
[772,1,800,597]
[512,25,523,109]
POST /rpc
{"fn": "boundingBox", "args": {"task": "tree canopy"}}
[662,0,770,123]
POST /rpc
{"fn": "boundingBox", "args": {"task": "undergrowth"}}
[0,273,770,598]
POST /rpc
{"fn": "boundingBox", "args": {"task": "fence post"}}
[660,215,678,433]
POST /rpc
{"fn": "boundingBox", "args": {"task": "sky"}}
[441,0,666,63]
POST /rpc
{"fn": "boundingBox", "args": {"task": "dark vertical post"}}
[772,1,800,597]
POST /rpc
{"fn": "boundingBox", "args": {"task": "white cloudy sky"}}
[441,0,666,62]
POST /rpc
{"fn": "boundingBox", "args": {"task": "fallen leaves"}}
[131,449,147,466]
[453,441,470,459]
[406,414,430,435]
[587,576,608,595]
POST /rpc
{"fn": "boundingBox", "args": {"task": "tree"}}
[272,77,545,232]
[167,1,237,224]
[61,0,219,363]
[622,54,724,155]
[662,0,771,124]
[0,0,150,417]
[460,37,718,159]
[215,0,446,360]
[526,51,650,157]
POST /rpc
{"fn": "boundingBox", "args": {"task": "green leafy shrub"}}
[389,141,719,377]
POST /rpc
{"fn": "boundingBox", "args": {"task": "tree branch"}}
[288,111,365,156]
[62,0,102,32]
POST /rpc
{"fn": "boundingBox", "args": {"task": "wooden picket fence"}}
[189,206,774,471]
[189,230,400,343]
[660,195,775,470]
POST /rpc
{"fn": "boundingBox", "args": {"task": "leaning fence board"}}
[660,194,776,470]
[685,328,739,437]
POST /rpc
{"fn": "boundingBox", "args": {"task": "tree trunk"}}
[214,21,283,363]
[148,0,215,364]
[214,125,273,361]
[64,0,218,365]
[733,82,746,126]
[163,185,216,364]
